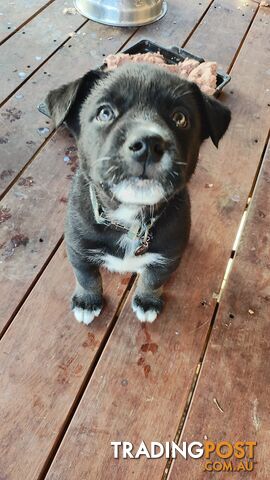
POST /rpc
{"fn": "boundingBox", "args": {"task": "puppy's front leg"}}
[132,262,178,323]
[72,265,103,325]
[68,248,103,325]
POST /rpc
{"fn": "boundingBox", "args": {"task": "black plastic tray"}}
[121,39,231,96]
[38,39,231,117]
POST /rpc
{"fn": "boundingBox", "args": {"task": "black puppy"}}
[45,63,230,324]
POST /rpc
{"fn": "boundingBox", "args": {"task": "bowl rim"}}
[73,0,168,27]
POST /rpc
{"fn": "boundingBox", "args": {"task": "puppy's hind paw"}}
[132,295,163,323]
[71,294,103,326]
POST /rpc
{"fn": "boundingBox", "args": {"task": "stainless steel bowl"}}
[74,0,167,27]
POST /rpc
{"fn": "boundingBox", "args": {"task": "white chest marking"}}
[109,204,142,226]
[103,251,167,274]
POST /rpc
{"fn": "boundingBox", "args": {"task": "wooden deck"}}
[0,1,269,478]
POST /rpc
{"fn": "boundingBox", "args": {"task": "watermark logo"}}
[111,440,256,472]
[203,441,256,472]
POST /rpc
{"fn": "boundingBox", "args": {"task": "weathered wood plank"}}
[44,8,270,480]
[0,0,86,103]
[0,0,55,44]
[0,128,74,334]
[124,0,256,69]
[125,0,212,47]
[169,141,270,479]
[182,0,257,71]
[0,242,131,480]
[0,22,135,196]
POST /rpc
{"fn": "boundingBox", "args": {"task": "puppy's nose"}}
[129,135,165,163]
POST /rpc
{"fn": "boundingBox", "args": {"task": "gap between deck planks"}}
[0,0,268,480]
[0,0,88,104]
[0,2,222,479]
[168,140,270,480]
[0,0,56,45]
[42,7,270,480]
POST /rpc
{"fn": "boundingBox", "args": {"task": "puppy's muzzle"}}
[129,134,165,164]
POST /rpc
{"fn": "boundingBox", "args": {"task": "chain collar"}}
[89,183,161,256]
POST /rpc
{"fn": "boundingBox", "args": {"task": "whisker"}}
[159,186,168,203]
[107,165,117,174]
[172,87,193,98]
[149,204,154,225]
[83,179,93,188]
[91,156,114,168]
[99,156,112,161]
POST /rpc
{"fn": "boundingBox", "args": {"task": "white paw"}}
[132,304,158,323]
[73,307,101,325]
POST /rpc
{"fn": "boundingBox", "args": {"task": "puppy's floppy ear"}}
[192,83,231,148]
[43,69,108,135]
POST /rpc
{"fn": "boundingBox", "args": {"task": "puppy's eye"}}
[96,105,115,122]
[172,111,189,128]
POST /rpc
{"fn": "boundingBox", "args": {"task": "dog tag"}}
[134,236,151,256]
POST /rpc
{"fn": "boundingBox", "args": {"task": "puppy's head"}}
[45,63,230,206]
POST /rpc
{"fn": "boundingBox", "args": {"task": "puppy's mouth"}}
[111,178,166,205]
